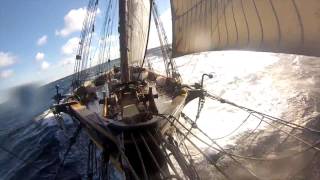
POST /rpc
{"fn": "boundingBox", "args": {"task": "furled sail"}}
[119,0,151,82]
[171,0,320,57]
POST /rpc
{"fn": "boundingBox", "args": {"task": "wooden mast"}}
[119,0,130,82]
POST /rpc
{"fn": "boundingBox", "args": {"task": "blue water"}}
[2,49,318,179]
[0,59,121,180]
[0,76,76,179]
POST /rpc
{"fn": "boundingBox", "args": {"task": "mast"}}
[119,0,130,83]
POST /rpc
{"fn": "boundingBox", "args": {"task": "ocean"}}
[1,49,319,179]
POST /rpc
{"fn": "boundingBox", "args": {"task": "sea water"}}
[1,49,319,179]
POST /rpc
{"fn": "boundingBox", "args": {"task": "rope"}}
[156,114,261,180]
[205,92,320,134]
[161,114,320,162]
[54,125,82,180]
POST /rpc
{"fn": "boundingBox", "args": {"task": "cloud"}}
[0,69,14,79]
[37,35,48,46]
[35,52,45,61]
[61,37,80,55]
[41,61,50,70]
[56,8,86,37]
[0,52,16,68]
[59,57,74,66]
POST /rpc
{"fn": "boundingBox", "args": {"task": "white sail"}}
[171,0,320,57]
[127,0,152,66]
[119,0,151,82]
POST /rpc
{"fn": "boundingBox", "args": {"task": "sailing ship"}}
[51,0,320,179]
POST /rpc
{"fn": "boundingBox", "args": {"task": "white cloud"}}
[61,37,80,55]
[56,8,86,37]
[0,52,16,68]
[0,69,14,79]
[36,56,75,84]
[41,61,50,70]
[35,52,45,61]
[37,35,48,46]
[59,56,74,66]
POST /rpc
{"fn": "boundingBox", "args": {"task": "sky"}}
[0,0,171,93]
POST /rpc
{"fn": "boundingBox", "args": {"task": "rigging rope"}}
[162,113,320,162]
[54,125,82,180]
[206,92,320,134]
[97,0,117,75]
[73,0,99,88]
[156,114,261,180]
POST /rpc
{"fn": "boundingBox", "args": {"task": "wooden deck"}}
[68,84,187,150]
